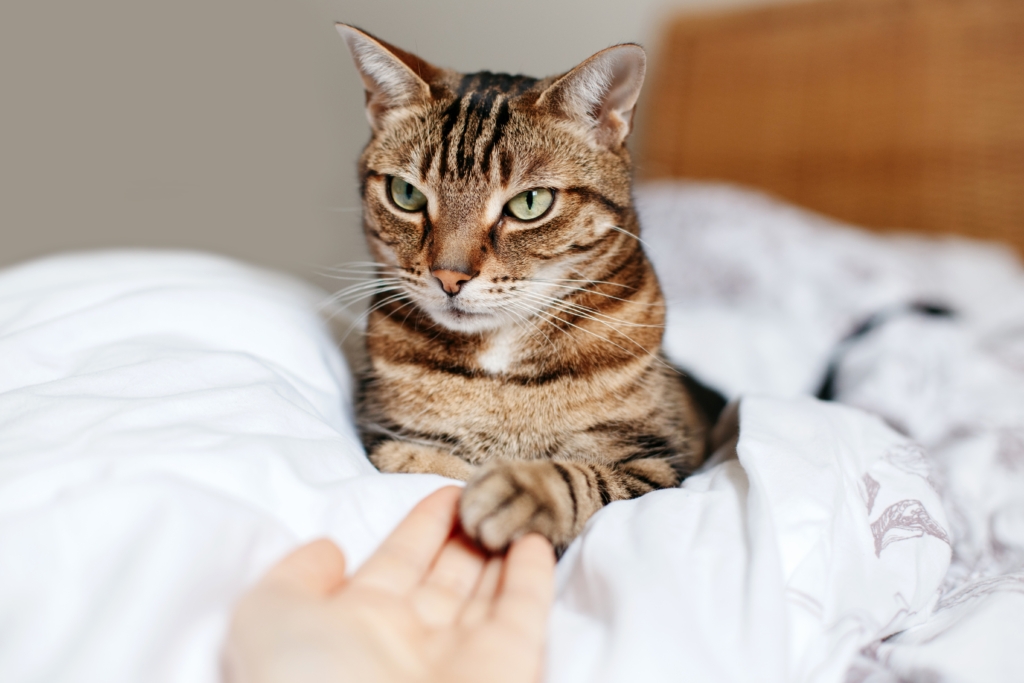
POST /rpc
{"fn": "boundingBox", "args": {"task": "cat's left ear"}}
[538,44,646,149]
[335,24,439,131]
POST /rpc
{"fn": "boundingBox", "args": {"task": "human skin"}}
[224,486,556,683]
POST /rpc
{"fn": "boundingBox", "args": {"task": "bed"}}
[2,1,1023,682]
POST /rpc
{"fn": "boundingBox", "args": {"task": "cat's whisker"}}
[525,286,663,324]
[326,277,404,292]
[513,298,604,344]
[607,225,655,252]
[519,294,646,347]
[325,274,403,287]
[510,301,653,367]
[503,302,555,350]
[335,284,403,305]
[319,274,405,282]
[536,301,669,366]
[542,277,634,289]
[518,290,662,329]
[318,271,398,282]
[513,306,555,348]
[398,297,422,328]
[364,291,415,316]
[324,291,403,316]
[501,308,530,344]
[319,261,392,270]
[508,315,532,345]
[320,287,406,319]
[320,279,405,307]
[508,301,575,344]
[321,283,408,306]
[337,291,412,343]
[322,268,394,275]
[377,298,419,326]
[515,292,674,370]
[320,290,405,326]
[316,262,396,278]
[529,280,663,307]
[524,294,634,325]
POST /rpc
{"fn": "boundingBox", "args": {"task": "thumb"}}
[262,538,348,597]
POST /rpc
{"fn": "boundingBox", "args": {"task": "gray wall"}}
[1,0,782,288]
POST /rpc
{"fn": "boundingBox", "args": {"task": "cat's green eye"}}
[505,188,554,221]
[389,176,427,212]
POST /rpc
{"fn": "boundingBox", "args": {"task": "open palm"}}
[225,486,556,683]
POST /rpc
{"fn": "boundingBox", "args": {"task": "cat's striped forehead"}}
[421,71,542,184]
[455,71,539,98]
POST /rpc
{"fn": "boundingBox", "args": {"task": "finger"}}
[411,530,487,627]
[458,553,504,628]
[261,538,348,597]
[492,534,556,643]
[351,486,462,596]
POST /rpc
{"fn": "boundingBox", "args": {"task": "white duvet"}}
[1,183,1020,683]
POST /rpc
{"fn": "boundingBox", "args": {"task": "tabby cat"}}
[336,24,716,552]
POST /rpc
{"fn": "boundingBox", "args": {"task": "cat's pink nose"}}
[431,269,474,296]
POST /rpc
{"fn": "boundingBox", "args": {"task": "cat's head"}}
[338,25,646,334]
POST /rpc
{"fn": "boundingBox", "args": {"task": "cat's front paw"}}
[459,461,566,552]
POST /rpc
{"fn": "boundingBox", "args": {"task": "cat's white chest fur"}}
[477,327,518,374]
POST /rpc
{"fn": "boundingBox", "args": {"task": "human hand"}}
[224,486,556,683]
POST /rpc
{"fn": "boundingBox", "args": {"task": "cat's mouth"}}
[442,300,486,319]
[429,298,501,333]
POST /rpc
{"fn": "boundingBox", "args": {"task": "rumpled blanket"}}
[638,182,1024,683]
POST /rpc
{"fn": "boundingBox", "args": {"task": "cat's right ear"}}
[335,24,437,131]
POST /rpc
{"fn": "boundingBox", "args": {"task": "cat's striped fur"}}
[337,25,713,552]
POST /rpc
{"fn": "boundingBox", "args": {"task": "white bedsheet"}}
[1,182,1019,683]
[0,252,448,682]
[637,182,1024,683]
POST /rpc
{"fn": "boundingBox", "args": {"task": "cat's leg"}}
[370,440,478,482]
[459,457,679,552]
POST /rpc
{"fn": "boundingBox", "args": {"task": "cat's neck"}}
[476,325,522,375]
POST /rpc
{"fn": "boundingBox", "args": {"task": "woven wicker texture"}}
[640,0,1024,253]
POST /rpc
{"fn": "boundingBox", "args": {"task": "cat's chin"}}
[426,303,504,334]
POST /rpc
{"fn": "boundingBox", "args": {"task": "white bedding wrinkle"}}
[0,251,452,683]
[549,396,949,683]
[2,178,1021,683]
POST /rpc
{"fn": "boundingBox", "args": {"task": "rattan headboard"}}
[640,0,1024,254]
